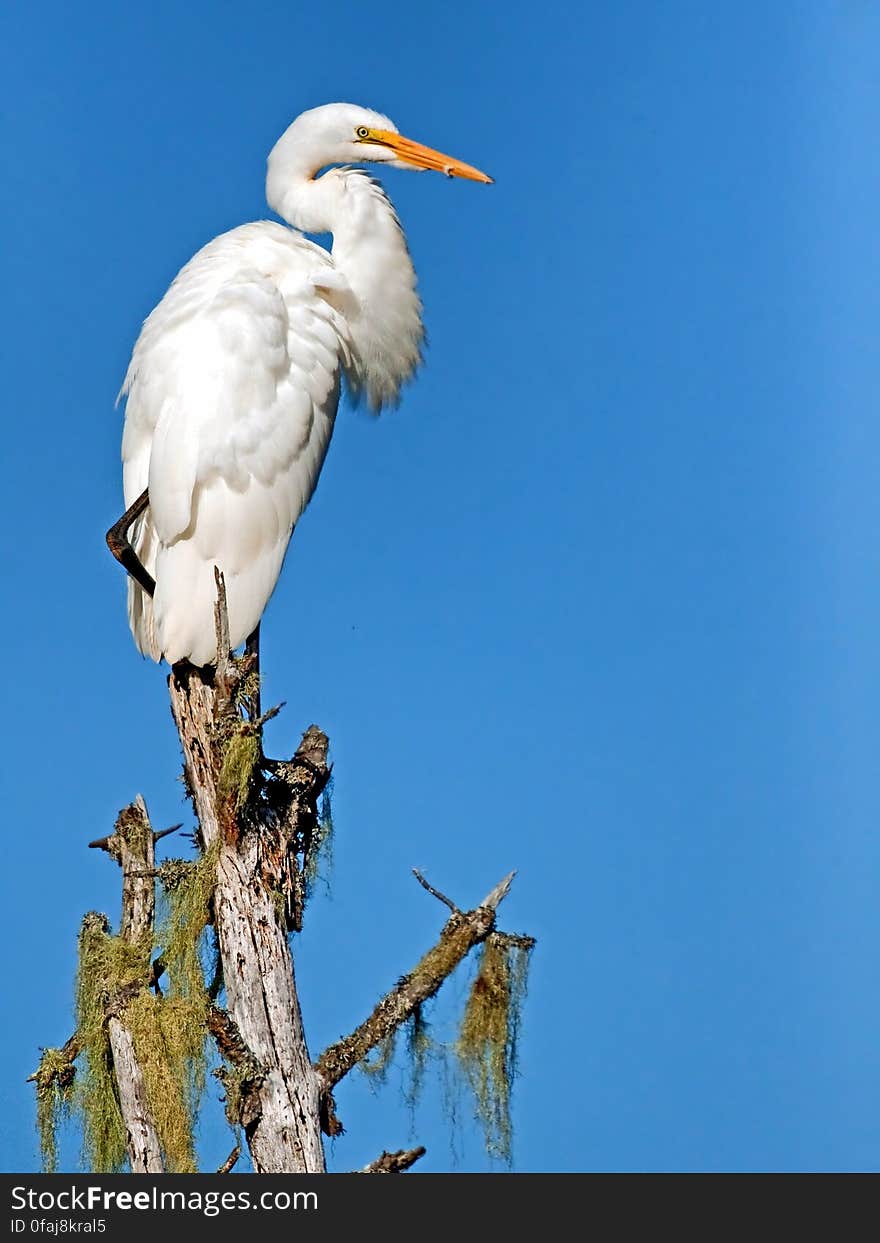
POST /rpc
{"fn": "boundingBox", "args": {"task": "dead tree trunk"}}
[88,799,164,1174]
[105,1020,163,1174]
[32,576,533,1173]
[168,655,327,1173]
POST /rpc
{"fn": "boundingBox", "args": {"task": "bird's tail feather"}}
[126,512,162,661]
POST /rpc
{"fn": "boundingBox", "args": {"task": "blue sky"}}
[2,0,880,1172]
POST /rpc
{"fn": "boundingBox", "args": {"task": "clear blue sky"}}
[2,0,879,1173]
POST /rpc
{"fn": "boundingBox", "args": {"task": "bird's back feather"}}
[121,222,349,665]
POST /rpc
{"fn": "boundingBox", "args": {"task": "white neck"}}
[267,151,423,410]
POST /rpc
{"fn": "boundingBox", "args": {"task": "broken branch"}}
[216,1144,241,1174]
[412,869,457,912]
[358,1146,426,1174]
[153,823,182,844]
[314,871,517,1092]
[212,566,232,697]
[27,1034,80,1086]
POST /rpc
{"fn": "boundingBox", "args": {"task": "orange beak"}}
[366,128,493,183]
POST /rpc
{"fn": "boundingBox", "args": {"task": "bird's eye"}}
[355,126,370,140]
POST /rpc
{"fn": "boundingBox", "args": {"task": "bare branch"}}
[479,870,517,912]
[253,703,284,729]
[217,1144,241,1174]
[213,566,231,692]
[412,869,458,912]
[153,823,182,844]
[358,1146,426,1174]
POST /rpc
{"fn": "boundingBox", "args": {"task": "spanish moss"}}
[456,932,532,1163]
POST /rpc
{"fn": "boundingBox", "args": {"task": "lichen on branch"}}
[75,913,147,1172]
[34,1046,77,1173]
[124,991,205,1172]
[456,931,533,1162]
[158,841,218,1001]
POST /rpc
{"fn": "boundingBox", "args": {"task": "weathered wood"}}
[93,799,165,1173]
[120,797,155,943]
[106,1018,164,1174]
[412,869,457,911]
[168,652,328,1174]
[214,843,325,1171]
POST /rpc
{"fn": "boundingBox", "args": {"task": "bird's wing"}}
[120,233,347,664]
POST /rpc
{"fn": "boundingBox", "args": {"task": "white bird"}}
[108,102,491,667]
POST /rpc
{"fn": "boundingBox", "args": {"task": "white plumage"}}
[116,103,491,665]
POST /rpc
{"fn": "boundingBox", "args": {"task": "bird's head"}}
[267,101,493,191]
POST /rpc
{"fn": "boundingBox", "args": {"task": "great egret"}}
[107,102,491,667]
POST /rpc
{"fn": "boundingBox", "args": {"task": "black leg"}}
[106,488,155,598]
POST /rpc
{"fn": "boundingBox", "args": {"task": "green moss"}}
[158,843,218,1002]
[218,729,260,811]
[149,845,217,1164]
[125,993,205,1172]
[456,933,532,1164]
[236,667,262,721]
[71,842,216,1174]
[404,1005,432,1114]
[404,914,475,995]
[75,913,148,1172]
[270,887,287,928]
[216,1066,242,1129]
[115,803,152,857]
[360,1030,398,1083]
[305,784,335,898]
[34,1048,76,1173]
[157,857,193,893]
